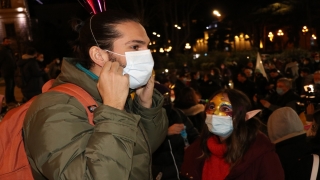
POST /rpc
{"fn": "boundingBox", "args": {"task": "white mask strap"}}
[104,50,125,57]
[245,109,261,121]
[90,15,100,47]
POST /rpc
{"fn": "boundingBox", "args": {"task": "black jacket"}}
[152,107,199,180]
[17,54,46,100]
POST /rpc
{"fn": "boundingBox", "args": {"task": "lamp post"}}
[277,29,284,51]
[302,26,309,49]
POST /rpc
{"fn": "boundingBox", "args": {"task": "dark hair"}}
[238,72,247,78]
[201,89,260,167]
[174,87,199,109]
[26,47,37,56]
[71,10,140,69]
[300,67,310,74]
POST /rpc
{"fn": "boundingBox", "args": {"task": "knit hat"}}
[267,107,305,144]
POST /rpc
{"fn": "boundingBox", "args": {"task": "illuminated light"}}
[245,34,250,39]
[277,29,284,36]
[247,56,249,59]
[160,48,164,53]
[153,49,157,52]
[185,43,191,49]
[16,7,24,12]
[36,0,43,4]
[239,34,244,38]
[312,34,317,40]
[168,40,171,43]
[193,54,200,59]
[149,42,152,45]
[165,69,169,73]
[157,34,160,37]
[17,14,26,18]
[177,27,181,30]
[234,36,239,39]
[174,24,178,27]
[260,41,263,48]
[268,32,274,42]
[152,32,157,35]
[153,41,156,44]
[302,26,308,33]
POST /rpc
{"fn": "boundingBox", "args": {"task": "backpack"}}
[0,79,98,180]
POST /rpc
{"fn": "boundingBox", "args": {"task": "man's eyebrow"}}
[125,40,148,45]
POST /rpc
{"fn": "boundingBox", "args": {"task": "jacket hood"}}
[52,58,102,102]
[227,132,275,179]
[179,104,205,116]
[267,107,305,144]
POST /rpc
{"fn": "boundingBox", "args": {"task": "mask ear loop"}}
[90,15,100,47]
[245,109,261,121]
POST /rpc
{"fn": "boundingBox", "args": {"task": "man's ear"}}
[89,46,107,67]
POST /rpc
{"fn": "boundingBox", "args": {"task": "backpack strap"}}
[49,83,98,126]
[311,154,319,180]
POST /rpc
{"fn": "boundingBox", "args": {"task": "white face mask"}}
[205,114,233,138]
[105,49,154,89]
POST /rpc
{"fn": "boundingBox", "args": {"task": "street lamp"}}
[277,30,284,51]
[213,10,221,17]
[302,26,309,49]
[268,32,274,42]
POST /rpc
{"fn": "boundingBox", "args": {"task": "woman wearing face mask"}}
[200,89,284,180]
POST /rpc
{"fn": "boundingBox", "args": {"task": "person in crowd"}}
[267,68,283,93]
[0,37,17,104]
[23,10,168,180]
[182,89,284,180]
[256,77,300,122]
[254,69,269,97]
[199,72,222,100]
[314,53,320,71]
[284,57,299,80]
[189,71,202,97]
[47,57,62,79]
[36,53,50,83]
[174,87,206,133]
[152,83,199,180]
[17,47,49,102]
[234,72,256,105]
[172,71,188,101]
[219,63,232,88]
[295,67,313,95]
[267,107,312,180]
[209,67,223,87]
[243,67,254,81]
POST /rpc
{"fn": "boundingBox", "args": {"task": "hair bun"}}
[70,19,85,33]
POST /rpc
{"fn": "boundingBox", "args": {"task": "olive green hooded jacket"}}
[23,59,168,180]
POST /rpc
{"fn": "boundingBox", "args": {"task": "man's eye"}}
[132,45,139,50]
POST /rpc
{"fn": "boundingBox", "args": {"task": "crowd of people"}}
[2,8,320,180]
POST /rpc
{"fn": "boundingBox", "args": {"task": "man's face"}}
[277,82,288,93]
[3,39,11,46]
[244,69,252,77]
[270,72,278,78]
[237,74,245,82]
[106,21,150,67]
[206,93,232,117]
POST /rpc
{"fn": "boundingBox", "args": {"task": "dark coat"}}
[275,134,313,180]
[152,107,199,180]
[17,55,46,101]
[181,132,284,180]
[0,45,16,77]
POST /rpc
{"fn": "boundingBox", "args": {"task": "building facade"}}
[0,0,30,53]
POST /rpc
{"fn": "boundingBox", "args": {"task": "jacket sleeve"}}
[24,94,141,180]
[132,89,169,153]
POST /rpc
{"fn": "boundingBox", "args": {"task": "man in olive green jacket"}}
[23,10,168,180]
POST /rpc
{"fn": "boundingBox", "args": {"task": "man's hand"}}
[97,61,129,110]
[260,99,271,108]
[167,124,184,136]
[135,75,155,108]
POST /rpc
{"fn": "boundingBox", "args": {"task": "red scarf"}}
[202,136,230,180]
